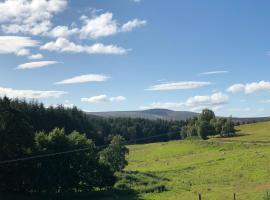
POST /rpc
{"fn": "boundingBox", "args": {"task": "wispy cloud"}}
[199,70,229,76]
[121,19,147,32]
[0,36,39,56]
[81,94,126,103]
[146,81,212,91]
[0,87,67,99]
[41,38,128,55]
[17,61,60,69]
[227,81,270,94]
[140,92,228,111]
[55,74,110,85]
[28,54,43,60]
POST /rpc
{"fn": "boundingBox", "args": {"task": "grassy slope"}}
[123,122,270,200]
[213,121,270,143]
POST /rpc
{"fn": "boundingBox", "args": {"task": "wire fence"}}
[197,191,270,200]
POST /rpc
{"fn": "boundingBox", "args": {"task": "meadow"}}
[212,121,270,143]
[113,121,270,200]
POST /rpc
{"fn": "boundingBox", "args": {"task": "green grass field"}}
[115,121,270,200]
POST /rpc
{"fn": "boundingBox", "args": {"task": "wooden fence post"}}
[198,193,202,200]
[233,193,236,200]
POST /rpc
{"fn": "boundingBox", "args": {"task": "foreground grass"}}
[125,140,270,200]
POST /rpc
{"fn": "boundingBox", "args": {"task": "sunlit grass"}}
[122,122,270,200]
[213,121,270,143]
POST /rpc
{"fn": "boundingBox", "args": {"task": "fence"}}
[197,191,270,200]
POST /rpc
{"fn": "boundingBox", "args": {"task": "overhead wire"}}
[0,133,171,165]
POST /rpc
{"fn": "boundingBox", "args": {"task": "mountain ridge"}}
[87,109,270,123]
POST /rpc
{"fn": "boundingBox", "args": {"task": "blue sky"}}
[1,0,270,117]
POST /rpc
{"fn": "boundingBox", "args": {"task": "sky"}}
[1,0,270,117]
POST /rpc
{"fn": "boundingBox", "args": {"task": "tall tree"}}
[200,109,215,122]
[100,135,129,172]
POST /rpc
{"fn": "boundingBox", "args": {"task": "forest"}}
[0,97,184,194]
[0,97,235,195]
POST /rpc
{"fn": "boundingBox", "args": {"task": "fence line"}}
[197,191,270,200]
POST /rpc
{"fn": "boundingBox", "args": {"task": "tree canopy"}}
[181,109,235,140]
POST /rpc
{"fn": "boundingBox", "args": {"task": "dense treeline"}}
[0,97,128,194]
[3,97,184,145]
[181,109,235,139]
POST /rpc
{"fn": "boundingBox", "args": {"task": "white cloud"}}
[80,12,118,39]
[41,38,128,55]
[109,96,126,102]
[121,19,147,32]
[16,49,30,56]
[0,36,39,56]
[47,25,79,38]
[185,92,229,107]
[79,12,147,39]
[140,93,228,111]
[0,0,67,35]
[146,81,212,91]
[227,84,245,93]
[140,102,183,110]
[0,1,146,40]
[227,81,270,94]
[55,74,110,85]
[81,94,126,103]
[199,70,229,76]
[0,86,67,99]
[45,12,146,40]
[17,61,60,69]
[28,53,43,60]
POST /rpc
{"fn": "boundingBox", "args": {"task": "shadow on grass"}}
[213,132,252,139]
[0,189,142,200]
[0,172,168,200]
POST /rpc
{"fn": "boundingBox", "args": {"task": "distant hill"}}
[87,109,270,123]
[88,109,199,121]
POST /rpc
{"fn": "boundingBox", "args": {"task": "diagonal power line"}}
[0,133,170,165]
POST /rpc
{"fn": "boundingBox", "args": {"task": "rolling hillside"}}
[104,121,270,200]
[88,109,199,121]
[212,121,270,143]
[88,109,270,123]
